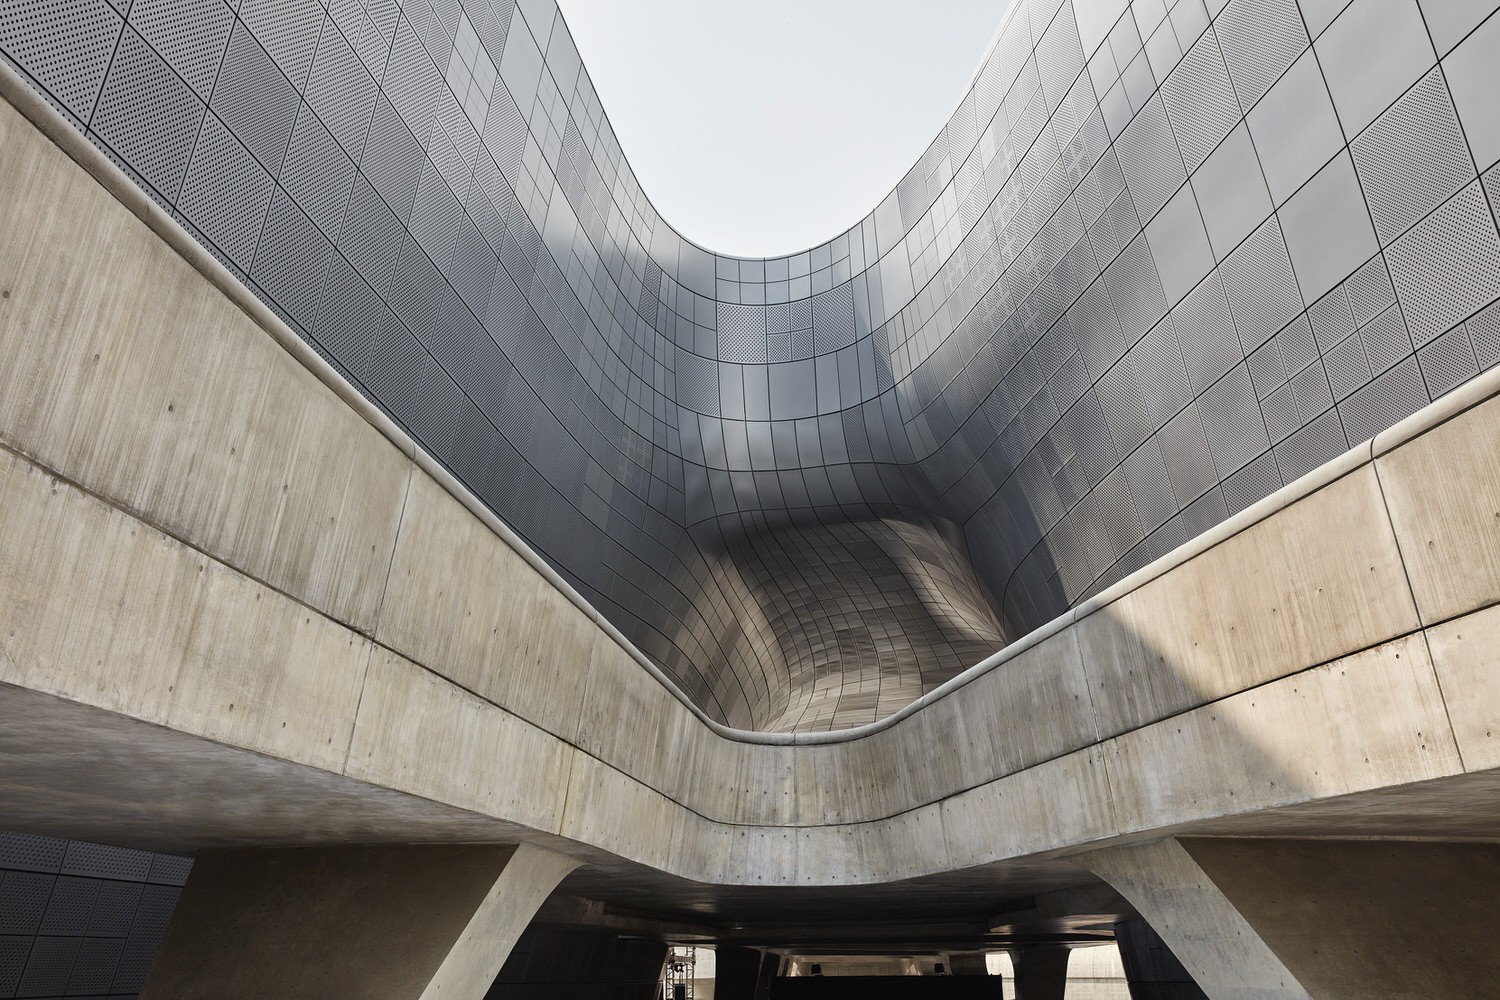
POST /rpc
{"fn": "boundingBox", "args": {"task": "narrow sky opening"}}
[555,0,1014,258]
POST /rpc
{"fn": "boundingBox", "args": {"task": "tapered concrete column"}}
[1177,838,1500,1000]
[1086,838,1500,999]
[1076,839,1310,1000]
[140,842,579,1000]
[1114,918,1209,1000]
[1009,946,1068,1000]
[487,924,667,998]
[947,951,990,976]
[715,946,777,1000]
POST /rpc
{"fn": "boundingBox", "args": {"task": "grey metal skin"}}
[1,0,1496,736]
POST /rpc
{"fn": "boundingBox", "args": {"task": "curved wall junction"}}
[3,0,1500,732]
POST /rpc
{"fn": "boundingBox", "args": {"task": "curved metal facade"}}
[4,0,1499,732]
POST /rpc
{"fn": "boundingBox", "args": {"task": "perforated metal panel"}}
[1386,182,1500,346]
[0,836,65,876]
[1275,407,1347,483]
[38,877,99,936]
[1340,355,1429,443]
[0,834,189,999]
[0,0,120,119]
[0,935,29,996]
[1219,216,1302,351]
[1352,69,1475,246]
[1470,300,1500,370]
[1213,0,1307,107]
[213,21,299,176]
[127,0,229,99]
[1418,324,1480,399]
[1116,94,1187,220]
[0,872,51,935]
[1159,27,1239,173]
[18,935,78,996]
[716,303,767,364]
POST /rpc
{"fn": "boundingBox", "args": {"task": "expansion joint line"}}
[1369,456,1468,774]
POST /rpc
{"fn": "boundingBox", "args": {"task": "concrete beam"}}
[139,842,578,1000]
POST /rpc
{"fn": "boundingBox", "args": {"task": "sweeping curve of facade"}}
[5,0,1498,733]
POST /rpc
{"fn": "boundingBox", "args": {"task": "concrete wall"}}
[136,843,578,1000]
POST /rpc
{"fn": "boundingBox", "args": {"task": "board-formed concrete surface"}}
[4,0,1500,995]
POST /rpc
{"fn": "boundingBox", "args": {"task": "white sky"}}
[554,0,1015,258]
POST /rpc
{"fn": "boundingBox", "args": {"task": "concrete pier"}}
[139,844,577,1000]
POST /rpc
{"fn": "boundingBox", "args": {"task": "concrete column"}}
[139,842,578,1000]
[715,946,774,1000]
[487,924,667,998]
[947,951,990,976]
[1114,918,1209,1000]
[1077,838,1310,1000]
[1085,837,1500,999]
[1176,838,1500,1000]
[1009,946,1068,1000]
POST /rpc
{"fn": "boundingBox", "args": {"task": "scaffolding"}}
[663,946,696,1000]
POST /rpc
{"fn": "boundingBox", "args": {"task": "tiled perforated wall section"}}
[3,0,1499,735]
[722,513,1006,732]
[0,833,190,1000]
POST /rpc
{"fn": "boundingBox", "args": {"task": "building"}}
[2,0,1499,995]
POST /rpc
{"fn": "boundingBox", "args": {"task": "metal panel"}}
[92,27,203,199]
[1213,0,1307,107]
[1385,182,1500,346]
[1158,26,1239,172]
[0,0,120,119]
[1314,0,1436,136]
[1245,48,1344,205]
[1351,68,1475,245]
